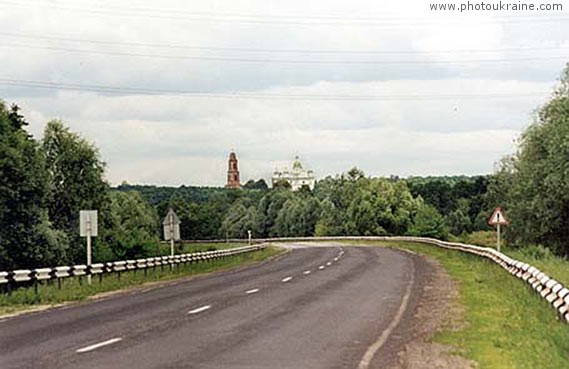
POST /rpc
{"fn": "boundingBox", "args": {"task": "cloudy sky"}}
[1,0,568,186]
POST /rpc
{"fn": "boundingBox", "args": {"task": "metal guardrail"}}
[390,236,569,324]
[0,244,266,286]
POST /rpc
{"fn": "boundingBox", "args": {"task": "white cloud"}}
[2,0,568,185]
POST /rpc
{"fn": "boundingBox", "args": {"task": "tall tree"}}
[219,200,259,238]
[408,204,448,239]
[99,191,160,261]
[499,64,569,254]
[0,103,68,269]
[42,120,108,262]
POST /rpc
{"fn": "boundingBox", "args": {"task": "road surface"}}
[0,244,431,369]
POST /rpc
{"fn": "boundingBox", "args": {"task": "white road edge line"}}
[357,261,415,369]
[303,270,311,275]
[188,305,212,314]
[246,288,260,294]
[76,337,122,353]
[282,276,293,283]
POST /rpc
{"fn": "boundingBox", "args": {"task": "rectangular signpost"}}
[80,210,98,285]
[163,208,181,258]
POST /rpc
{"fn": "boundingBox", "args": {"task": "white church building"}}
[272,156,316,191]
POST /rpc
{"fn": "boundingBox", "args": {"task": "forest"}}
[1,65,568,269]
[117,171,489,243]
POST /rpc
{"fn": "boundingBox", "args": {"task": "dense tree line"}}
[0,103,159,269]
[123,168,459,242]
[120,167,491,244]
[407,175,490,235]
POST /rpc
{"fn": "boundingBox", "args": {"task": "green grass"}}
[0,246,283,316]
[506,247,569,288]
[348,240,569,369]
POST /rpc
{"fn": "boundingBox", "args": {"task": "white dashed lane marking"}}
[303,270,311,275]
[334,257,339,261]
[246,288,259,294]
[318,266,325,270]
[326,262,332,266]
[282,276,293,283]
[76,338,122,353]
[188,305,211,315]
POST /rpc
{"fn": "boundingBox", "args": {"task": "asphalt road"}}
[0,244,429,369]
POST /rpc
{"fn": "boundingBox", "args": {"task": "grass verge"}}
[351,240,569,369]
[453,231,569,287]
[506,248,569,288]
[0,246,283,317]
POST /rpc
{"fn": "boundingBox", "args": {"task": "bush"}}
[518,244,555,261]
[461,230,498,248]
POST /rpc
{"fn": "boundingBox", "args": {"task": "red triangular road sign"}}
[488,207,509,226]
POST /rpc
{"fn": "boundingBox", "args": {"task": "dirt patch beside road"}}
[388,256,476,369]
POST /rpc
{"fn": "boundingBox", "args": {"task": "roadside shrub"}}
[461,230,498,248]
[518,244,555,261]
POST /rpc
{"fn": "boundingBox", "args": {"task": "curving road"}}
[0,244,430,369]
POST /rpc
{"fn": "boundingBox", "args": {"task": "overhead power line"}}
[1,32,568,55]
[2,43,568,65]
[3,0,565,22]
[1,0,568,26]
[0,78,551,101]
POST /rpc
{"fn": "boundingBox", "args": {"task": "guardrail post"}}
[33,279,38,298]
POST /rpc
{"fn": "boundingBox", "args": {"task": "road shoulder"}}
[383,253,475,369]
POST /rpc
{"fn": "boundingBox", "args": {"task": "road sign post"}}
[80,210,98,285]
[163,209,181,258]
[488,207,509,252]
[497,223,501,252]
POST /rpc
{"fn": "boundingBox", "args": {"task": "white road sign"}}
[488,207,509,226]
[163,208,181,241]
[80,210,98,237]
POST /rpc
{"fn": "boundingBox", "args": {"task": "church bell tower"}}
[226,151,241,188]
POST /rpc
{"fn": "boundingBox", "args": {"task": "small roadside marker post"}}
[80,210,98,285]
[248,230,252,245]
[488,207,509,252]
